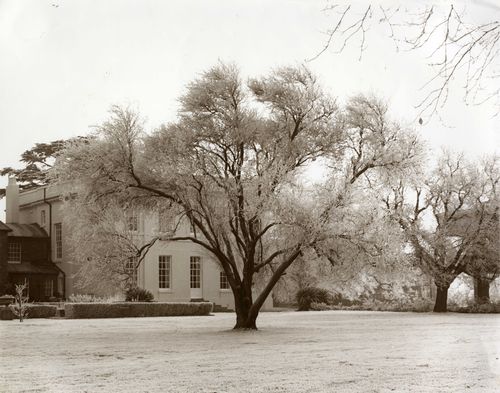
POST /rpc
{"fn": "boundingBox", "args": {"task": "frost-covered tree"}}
[63,199,160,295]
[11,281,29,322]
[459,156,500,304]
[53,64,421,329]
[383,152,499,312]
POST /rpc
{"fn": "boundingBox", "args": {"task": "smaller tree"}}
[460,156,500,304]
[383,152,498,312]
[11,281,29,322]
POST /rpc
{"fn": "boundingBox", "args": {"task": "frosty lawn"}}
[1,311,499,392]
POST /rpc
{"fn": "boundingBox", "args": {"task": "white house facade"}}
[3,178,273,310]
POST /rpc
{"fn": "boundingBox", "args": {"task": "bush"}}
[68,294,124,303]
[329,293,362,307]
[449,302,500,313]
[68,294,108,303]
[310,302,336,311]
[296,287,331,311]
[65,302,213,319]
[125,287,154,302]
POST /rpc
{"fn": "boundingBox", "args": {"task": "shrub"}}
[68,294,124,303]
[68,294,107,303]
[329,293,362,307]
[296,287,331,311]
[65,302,213,319]
[310,302,336,311]
[348,299,433,312]
[125,287,154,302]
[449,302,500,313]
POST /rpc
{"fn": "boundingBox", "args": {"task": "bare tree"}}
[312,3,499,119]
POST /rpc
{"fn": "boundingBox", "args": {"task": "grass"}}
[1,311,499,392]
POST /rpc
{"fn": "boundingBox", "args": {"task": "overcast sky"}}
[0,0,498,220]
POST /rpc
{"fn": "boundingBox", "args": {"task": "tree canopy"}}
[0,140,64,197]
[53,63,422,328]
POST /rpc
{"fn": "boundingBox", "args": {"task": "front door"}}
[190,256,202,299]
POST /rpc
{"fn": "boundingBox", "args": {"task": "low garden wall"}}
[65,301,213,319]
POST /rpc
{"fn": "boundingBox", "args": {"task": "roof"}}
[5,223,48,238]
[7,261,60,275]
[0,221,12,232]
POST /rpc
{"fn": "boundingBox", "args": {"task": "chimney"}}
[6,177,19,223]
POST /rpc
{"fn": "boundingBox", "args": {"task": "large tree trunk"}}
[231,248,302,330]
[474,277,490,304]
[233,288,258,330]
[433,285,449,312]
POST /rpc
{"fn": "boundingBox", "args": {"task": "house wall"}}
[0,230,8,292]
[5,236,58,301]
[17,194,73,297]
[7,180,273,309]
[141,239,235,308]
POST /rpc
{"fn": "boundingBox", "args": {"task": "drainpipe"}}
[43,188,52,257]
[43,188,66,299]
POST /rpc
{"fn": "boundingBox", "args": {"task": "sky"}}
[0,0,498,220]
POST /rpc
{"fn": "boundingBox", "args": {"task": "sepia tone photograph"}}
[0,1,499,392]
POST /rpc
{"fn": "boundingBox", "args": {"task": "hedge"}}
[65,301,213,319]
[0,304,58,320]
[24,304,58,318]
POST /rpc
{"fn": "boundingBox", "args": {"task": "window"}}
[127,211,138,232]
[54,223,62,259]
[8,242,21,263]
[40,210,46,226]
[125,257,137,286]
[159,255,171,289]
[190,256,201,289]
[44,279,53,297]
[220,271,230,290]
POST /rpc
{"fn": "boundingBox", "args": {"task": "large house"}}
[1,177,273,310]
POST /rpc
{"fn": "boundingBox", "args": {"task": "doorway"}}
[190,256,202,299]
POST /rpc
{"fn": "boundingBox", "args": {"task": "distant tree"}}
[460,156,500,304]
[465,220,499,304]
[0,140,64,195]
[53,64,421,329]
[383,152,499,312]
[0,137,88,197]
[312,3,499,119]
